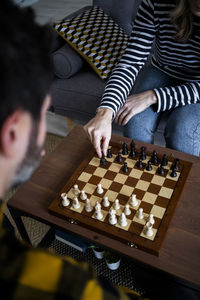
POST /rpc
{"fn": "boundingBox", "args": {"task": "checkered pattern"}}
[66,146,180,242]
[53,6,128,80]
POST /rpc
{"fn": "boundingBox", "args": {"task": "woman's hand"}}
[84,108,113,158]
[115,90,157,125]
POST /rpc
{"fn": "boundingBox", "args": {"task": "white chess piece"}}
[124,204,131,216]
[147,213,155,224]
[103,196,110,207]
[61,193,70,207]
[95,202,103,220]
[119,212,127,227]
[109,209,117,225]
[144,221,153,237]
[96,183,103,194]
[114,199,120,210]
[130,194,138,207]
[72,196,80,209]
[80,190,87,200]
[137,207,144,219]
[85,198,92,212]
[73,184,80,196]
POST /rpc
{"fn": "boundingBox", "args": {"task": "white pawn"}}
[80,190,87,200]
[85,198,92,212]
[103,196,110,207]
[109,209,117,225]
[119,212,127,227]
[61,193,70,207]
[130,194,138,207]
[144,221,153,237]
[96,183,103,194]
[137,207,144,219]
[95,201,101,211]
[73,184,80,196]
[114,199,120,210]
[95,202,103,220]
[124,204,131,216]
[72,196,80,209]
[147,213,155,224]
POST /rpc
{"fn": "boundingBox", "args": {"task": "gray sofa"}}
[50,0,165,145]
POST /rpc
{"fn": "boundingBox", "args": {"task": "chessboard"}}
[48,140,192,256]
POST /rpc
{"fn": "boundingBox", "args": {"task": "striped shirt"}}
[0,201,145,300]
[100,0,200,116]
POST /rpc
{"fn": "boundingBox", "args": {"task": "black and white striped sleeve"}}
[99,0,156,118]
[154,81,200,112]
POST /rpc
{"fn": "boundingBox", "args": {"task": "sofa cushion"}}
[52,43,84,79]
[53,6,128,80]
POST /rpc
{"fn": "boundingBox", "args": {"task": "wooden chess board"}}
[48,140,192,256]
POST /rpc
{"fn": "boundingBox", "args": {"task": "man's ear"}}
[0,110,31,158]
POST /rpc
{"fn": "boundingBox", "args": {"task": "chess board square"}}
[117,193,129,205]
[124,176,138,187]
[78,172,92,182]
[90,195,102,206]
[147,183,161,195]
[135,180,150,191]
[140,228,157,241]
[151,175,165,185]
[132,188,145,200]
[93,167,107,177]
[100,178,112,189]
[133,212,147,225]
[142,192,157,204]
[145,164,158,175]
[70,201,84,213]
[140,172,154,182]
[159,187,173,199]
[88,175,102,185]
[84,164,97,174]
[163,178,177,189]
[115,218,131,231]
[166,171,180,181]
[140,202,153,214]
[114,173,127,184]
[124,157,135,166]
[89,156,99,167]
[129,168,143,179]
[151,205,166,218]
[104,170,117,181]
[119,185,134,197]
[108,162,121,173]
[92,210,107,222]
[84,183,96,195]
[75,180,86,192]
[110,181,123,193]
[104,190,118,202]
[155,196,169,208]
[129,221,143,235]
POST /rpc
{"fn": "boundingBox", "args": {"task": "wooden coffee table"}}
[7,125,200,288]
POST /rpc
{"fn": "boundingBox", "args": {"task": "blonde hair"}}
[170,0,193,42]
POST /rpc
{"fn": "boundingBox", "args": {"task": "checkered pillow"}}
[53,6,129,80]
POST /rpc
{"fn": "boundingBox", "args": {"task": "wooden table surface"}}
[8,125,200,287]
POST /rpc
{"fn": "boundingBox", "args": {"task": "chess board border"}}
[48,141,192,256]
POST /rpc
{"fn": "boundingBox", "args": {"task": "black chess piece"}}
[122,142,128,155]
[172,158,179,171]
[116,152,122,163]
[129,140,136,157]
[140,146,146,160]
[158,165,165,175]
[151,150,158,164]
[146,160,152,171]
[170,169,177,178]
[122,162,128,173]
[100,153,107,166]
[107,148,112,158]
[136,158,143,169]
[161,154,168,166]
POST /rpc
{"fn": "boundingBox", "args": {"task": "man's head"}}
[0,0,53,195]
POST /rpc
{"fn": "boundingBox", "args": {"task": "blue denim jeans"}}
[124,64,200,155]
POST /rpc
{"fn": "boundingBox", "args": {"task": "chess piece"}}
[140,146,146,160]
[130,194,138,207]
[137,207,144,219]
[136,158,143,169]
[95,202,103,220]
[73,184,80,196]
[85,198,92,212]
[151,150,158,164]
[109,209,117,225]
[157,164,165,175]
[114,199,120,210]
[80,190,87,200]
[170,169,177,178]
[146,160,152,171]
[107,148,112,158]
[122,162,128,173]
[122,142,128,155]
[119,212,127,227]
[72,197,80,209]
[172,158,179,171]
[124,204,131,216]
[103,196,110,207]
[130,140,136,157]
[144,221,153,237]
[96,183,103,194]
[147,213,155,225]
[161,154,168,166]
[61,193,70,207]
[100,153,107,166]
[116,152,122,163]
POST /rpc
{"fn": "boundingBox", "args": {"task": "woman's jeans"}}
[124,64,200,156]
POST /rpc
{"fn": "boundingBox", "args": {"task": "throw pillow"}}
[53,6,129,80]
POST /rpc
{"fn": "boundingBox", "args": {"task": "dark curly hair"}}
[0,0,53,128]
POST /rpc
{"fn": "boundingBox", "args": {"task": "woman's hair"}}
[170,0,193,42]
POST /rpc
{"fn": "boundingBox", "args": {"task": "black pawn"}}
[152,150,158,164]
[172,158,179,172]
[100,153,107,166]
[130,140,136,157]
[122,162,128,173]
[146,160,152,171]
[122,142,128,155]
[170,169,177,178]
[136,158,143,169]
[161,154,168,166]
[158,165,165,175]
[140,146,146,160]
[107,148,112,158]
[116,152,122,163]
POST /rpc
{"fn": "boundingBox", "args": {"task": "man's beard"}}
[10,122,43,189]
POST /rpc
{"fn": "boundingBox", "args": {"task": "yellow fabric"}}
[82,279,102,300]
